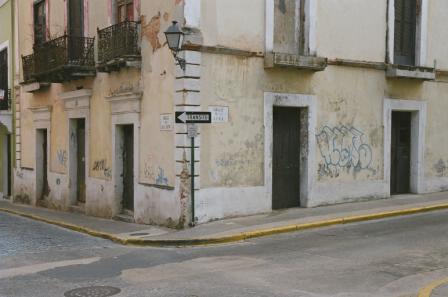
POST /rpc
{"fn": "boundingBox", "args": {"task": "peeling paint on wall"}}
[141,13,163,52]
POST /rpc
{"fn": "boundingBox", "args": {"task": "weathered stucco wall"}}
[421,81,448,187]
[16,0,183,227]
[200,0,264,52]
[316,0,386,61]
[427,0,448,69]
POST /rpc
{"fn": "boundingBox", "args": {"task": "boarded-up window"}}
[117,0,134,22]
[394,0,417,65]
[34,0,46,45]
[273,0,307,55]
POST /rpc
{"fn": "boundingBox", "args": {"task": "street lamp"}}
[164,21,186,70]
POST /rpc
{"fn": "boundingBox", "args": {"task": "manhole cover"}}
[130,232,150,236]
[64,286,121,297]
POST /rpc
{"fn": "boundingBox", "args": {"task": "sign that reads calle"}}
[175,111,212,124]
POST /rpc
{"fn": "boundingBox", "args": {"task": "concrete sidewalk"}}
[2,191,448,247]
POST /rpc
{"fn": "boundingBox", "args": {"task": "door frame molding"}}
[60,89,91,207]
[106,91,142,215]
[264,92,317,209]
[30,106,51,205]
[384,98,426,195]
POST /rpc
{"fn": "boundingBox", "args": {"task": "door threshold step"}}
[69,203,85,214]
[36,199,49,208]
[113,213,135,223]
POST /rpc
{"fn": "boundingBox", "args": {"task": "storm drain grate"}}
[130,232,150,236]
[64,286,121,297]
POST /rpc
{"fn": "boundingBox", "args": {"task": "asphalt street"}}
[2,210,448,297]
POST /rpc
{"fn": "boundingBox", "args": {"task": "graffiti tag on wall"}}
[143,159,169,187]
[56,150,67,167]
[93,159,112,179]
[316,126,373,178]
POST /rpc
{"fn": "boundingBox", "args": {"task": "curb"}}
[418,276,448,297]
[2,202,448,247]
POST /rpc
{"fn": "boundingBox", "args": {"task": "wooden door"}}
[394,0,417,66]
[117,0,134,22]
[272,107,301,210]
[391,112,411,194]
[69,0,83,37]
[122,125,134,211]
[68,0,84,62]
[34,0,46,45]
[7,134,11,197]
[41,130,49,200]
[76,119,86,203]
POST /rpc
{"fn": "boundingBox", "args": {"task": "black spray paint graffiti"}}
[316,126,373,178]
[56,149,67,167]
[93,159,112,179]
[434,159,447,177]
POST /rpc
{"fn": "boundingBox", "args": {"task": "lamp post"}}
[164,21,186,70]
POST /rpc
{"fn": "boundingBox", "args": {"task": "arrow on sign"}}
[175,112,212,124]
[177,112,188,123]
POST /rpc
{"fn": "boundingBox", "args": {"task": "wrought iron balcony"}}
[22,35,96,83]
[0,88,11,111]
[97,21,141,72]
[22,53,35,83]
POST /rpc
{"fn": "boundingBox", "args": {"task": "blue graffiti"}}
[156,167,169,186]
[316,126,372,175]
[56,150,67,167]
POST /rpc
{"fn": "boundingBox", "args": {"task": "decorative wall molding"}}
[105,91,142,115]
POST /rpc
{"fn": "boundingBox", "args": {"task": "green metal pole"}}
[191,136,195,226]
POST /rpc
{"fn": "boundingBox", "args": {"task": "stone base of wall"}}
[13,167,182,228]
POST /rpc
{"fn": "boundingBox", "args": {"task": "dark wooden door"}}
[117,0,134,22]
[391,112,411,194]
[7,134,11,197]
[122,125,134,211]
[272,107,301,210]
[69,0,83,37]
[68,0,84,62]
[394,0,417,66]
[34,0,46,45]
[76,119,86,203]
[42,130,49,200]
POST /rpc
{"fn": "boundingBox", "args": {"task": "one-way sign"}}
[175,112,212,124]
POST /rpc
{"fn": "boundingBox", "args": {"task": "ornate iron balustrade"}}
[22,54,35,83]
[97,21,140,71]
[22,35,95,83]
[0,88,11,111]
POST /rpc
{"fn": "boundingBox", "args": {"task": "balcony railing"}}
[22,35,96,83]
[22,54,35,83]
[97,21,141,72]
[0,88,11,111]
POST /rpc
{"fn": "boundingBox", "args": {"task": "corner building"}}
[15,0,448,227]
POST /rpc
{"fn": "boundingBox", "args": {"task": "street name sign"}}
[175,112,212,124]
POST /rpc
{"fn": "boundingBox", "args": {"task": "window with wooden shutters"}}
[0,49,8,110]
[394,0,417,66]
[34,0,46,45]
[117,0,134,23]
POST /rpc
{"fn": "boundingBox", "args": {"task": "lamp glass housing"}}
[165,21,184,52]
